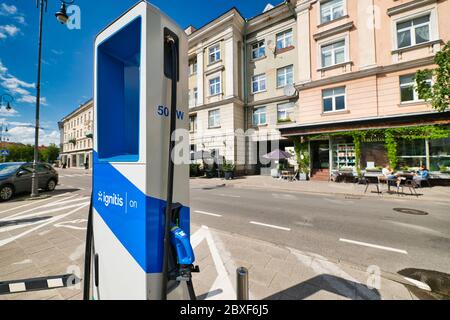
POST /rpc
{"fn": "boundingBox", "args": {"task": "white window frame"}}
[251,40,266,60]
[208,109,221,128]
[189,114,197,133]
[276,65,294,88]
[320,38,347,68]
[277,102,295,122]
[189,59,197,75]
[322,87,346,113]
[193,87,198,104]
[319,0,346,25]
[276,29,293,50]
[400,73,432,103]
[253,106,267,126]
[208,44,221,64]
[395,14,431,49]
[208,76,221,96]
[391,8,439,51]
[251,73,266,94]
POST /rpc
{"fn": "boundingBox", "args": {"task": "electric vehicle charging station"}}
[84,1,197,300]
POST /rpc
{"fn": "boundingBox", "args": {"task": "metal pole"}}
[236,267,249,300]
[31,0,45,198]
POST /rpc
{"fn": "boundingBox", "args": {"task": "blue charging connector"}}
[170,226,195,265]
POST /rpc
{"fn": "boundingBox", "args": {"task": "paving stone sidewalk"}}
[191,176,450,203]
[190,224,421,300]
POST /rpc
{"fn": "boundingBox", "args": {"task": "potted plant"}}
[222,161,235,180]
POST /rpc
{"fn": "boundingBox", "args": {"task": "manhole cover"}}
[393,208,429,215]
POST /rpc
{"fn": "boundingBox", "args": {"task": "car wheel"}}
[46,179,57,191]
[0,185,14,201]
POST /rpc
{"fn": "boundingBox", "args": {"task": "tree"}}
[416,41,450,112]
[41,144,60,163]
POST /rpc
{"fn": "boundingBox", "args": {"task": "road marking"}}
[0,196,55,215]
[190,225,239,300]
[217,194,241,198]
[3,201,90,222]
[0,194,75,221]
[194,210,222,217]
[339,238,408,254]
[0,203,89,247]
[249,221,291,231]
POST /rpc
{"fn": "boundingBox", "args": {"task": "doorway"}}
[310,140,330,180]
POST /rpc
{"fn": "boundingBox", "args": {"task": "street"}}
[0,168,449,300]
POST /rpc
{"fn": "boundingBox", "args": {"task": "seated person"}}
[413,165,429,183]
[381,165,402,189]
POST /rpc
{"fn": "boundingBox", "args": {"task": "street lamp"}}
[31,0,75,198]
[0,93,13,112]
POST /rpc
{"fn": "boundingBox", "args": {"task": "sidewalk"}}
[190,175,450,203]
[191,224,422,300]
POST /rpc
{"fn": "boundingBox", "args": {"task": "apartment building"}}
[187,0,450,177]
[279,0,450,179]
[59,99,94,169]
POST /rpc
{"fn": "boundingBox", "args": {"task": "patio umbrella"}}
[262,149,292,160]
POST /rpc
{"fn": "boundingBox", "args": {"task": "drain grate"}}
[393,208,429,215]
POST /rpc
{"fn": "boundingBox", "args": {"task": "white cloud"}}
[0,4,17,16]
[14,16,26,25]
[0,108,19,117]
[7,126,60,146]
[0,24,20,39]
[0,60,47,106]
[51,49,64,55]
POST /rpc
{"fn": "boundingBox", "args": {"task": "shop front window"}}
[397,139,426,169]
[429,138,450,172]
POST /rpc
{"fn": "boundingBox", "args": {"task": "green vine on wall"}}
[384,130,398,169]
[294,138,310,174]
[305,125,450,170]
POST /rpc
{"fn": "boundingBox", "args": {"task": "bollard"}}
[236,267,249,300]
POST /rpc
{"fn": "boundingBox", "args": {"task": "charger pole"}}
[161,36,178,300]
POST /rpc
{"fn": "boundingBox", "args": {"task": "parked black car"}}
[0,162,59,201]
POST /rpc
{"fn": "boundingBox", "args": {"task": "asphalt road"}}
[29,170,450,275]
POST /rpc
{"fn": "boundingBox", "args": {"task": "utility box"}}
[92,1,190,300]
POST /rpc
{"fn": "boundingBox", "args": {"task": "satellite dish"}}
[284,84,297,97]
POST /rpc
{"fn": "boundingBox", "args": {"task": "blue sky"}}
[0,0,282,146]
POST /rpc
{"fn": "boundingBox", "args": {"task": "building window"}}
[189,88,198,107]
[430,137,450,171]
[189,58,197,75]
[209,76,221,96]
[397,139,426,169]
[253,107,267,126]
[251,40,265,60]
[252,74,266,93]
[208,109,220,128]
[189,115,197,133]
[276,29,293,50]
[208,44,221,64]
[396,15,430,49]
[276,65,294,88]
[320,0,344,24]
[400,74,432,103]
[323,87,346,112]
[321,40,345,68]
[277,102,295,122]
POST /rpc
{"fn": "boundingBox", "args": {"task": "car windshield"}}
[0,163,22,176]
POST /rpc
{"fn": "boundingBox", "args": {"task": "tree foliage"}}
[1,144,60,163]
[416,41,450,112]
